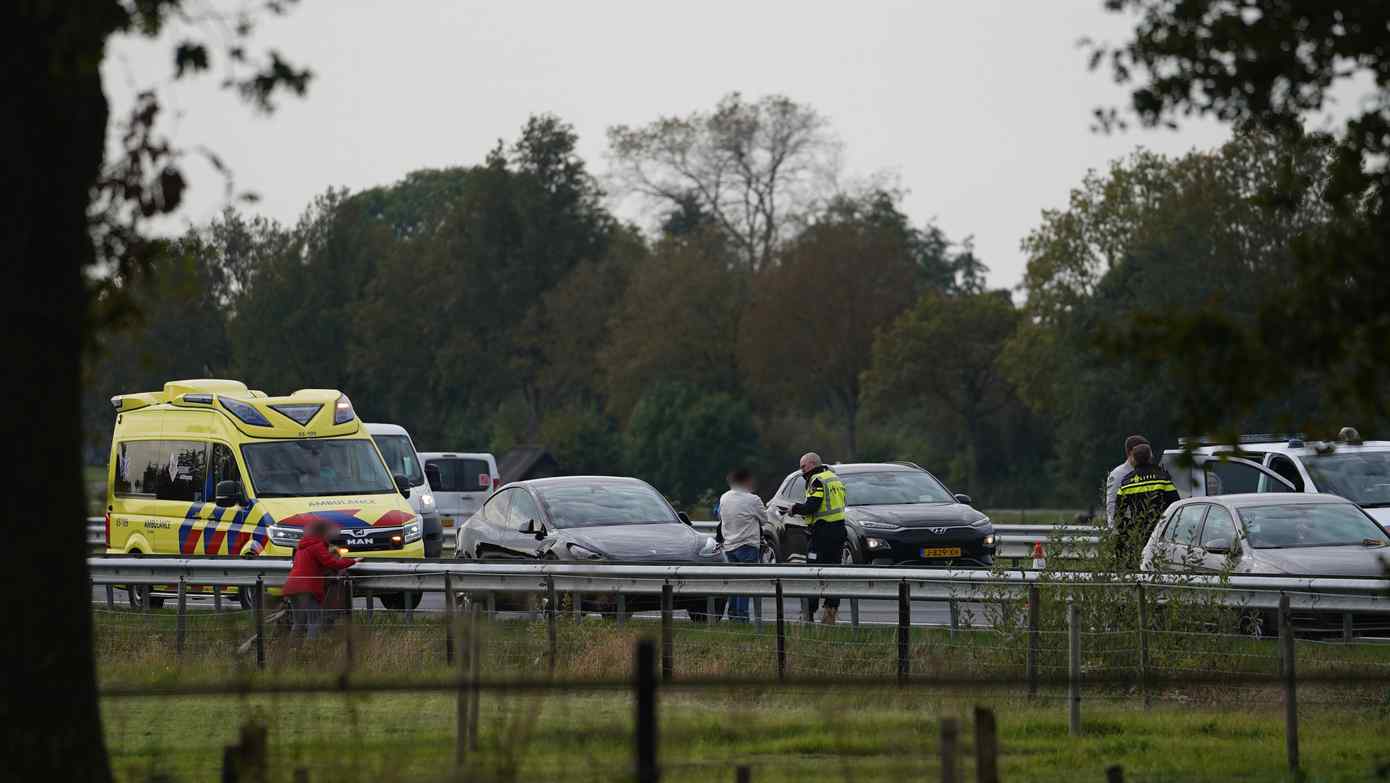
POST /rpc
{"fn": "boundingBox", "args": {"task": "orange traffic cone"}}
[1031,541,1046,570]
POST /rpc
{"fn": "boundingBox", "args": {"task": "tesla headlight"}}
[699,537,722,557]
[403,517,423,543]
[567,543,603,560]
[267,524,303,548]
[860,520,901,531]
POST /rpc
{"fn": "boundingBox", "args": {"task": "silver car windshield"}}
[1303,452,1390,507]
[535,483,678,529]
[1238,503,1390,549]
[841,471,954,506]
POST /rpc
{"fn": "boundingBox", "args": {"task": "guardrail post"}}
[404,589,415,624]
[444,572,456,665]
[617,593,626,627]
[1279,593,1299,774]
[1342,611,1353,642]
[1026,585,1040,698]
[774,579,786,682]
[940,716,959,783]
[948,597,960,638]
[636,639,658,783]
[661,583,674,683]
[573,592,582,623]
[175,578,188,655]
[1136,583,1149,708]
[974,706,998,783]
[105,584,115,610]
[897,580,910,684]
[468,603,481,752]
[141,582,151,613]
[546,576,559,675]
[850,597,860,629]
[253,576,266,670]
[752,593,762,631]
[364,586,373,621]
[454,600,469,766]
[486,591,496,620]
[212,583,223,613]
[1067,597,1080,736]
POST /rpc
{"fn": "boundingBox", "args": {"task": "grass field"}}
[94,608,1390,782]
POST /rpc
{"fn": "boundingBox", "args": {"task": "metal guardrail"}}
[92,518,1101,558]
[87,556,1390,614]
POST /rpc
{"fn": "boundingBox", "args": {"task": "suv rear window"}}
[427,458,491,492]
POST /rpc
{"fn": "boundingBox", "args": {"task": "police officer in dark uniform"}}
[787,452,848,624]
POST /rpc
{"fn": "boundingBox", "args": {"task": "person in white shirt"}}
[717,467,767,622]
[1106,435,1150,528]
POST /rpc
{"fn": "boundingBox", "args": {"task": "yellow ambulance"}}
[105,379,423,607]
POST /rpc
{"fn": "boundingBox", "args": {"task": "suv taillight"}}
[104,511,111,547]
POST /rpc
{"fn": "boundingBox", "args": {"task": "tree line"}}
[83,97,1380,511]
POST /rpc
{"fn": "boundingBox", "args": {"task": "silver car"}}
[1141,493,1390,576]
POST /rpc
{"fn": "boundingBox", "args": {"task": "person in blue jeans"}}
[717,467,768,622]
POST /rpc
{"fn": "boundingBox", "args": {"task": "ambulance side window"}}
[116,440,207,501]
[210,443,241,489]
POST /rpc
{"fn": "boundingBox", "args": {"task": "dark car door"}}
[466,489,509,559]
[497,488,547,558]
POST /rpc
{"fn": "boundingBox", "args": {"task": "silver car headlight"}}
[267,524,303,548]
[420,493,435,508]
[860,520,902,531]
[567,542,604,560]
[403,516,423,543]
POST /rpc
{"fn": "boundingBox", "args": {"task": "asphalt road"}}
[91,584,978,627]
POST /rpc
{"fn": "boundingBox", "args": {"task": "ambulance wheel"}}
[379,591,423,612]
[125,584,164,610]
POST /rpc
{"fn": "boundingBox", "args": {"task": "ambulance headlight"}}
[403,517,423,544]
[268,525,302,548]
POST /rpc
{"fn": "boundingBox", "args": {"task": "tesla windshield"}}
[1238,503,1390,549]
[1303,452,1390,507]
[841,471,954,506]
[242,439,396,498]
[534,482,678,528]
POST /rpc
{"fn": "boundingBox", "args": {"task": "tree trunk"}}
[2,4,118,780]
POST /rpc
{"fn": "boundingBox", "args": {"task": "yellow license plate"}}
[441,516,455,528]
[921,547,962,558]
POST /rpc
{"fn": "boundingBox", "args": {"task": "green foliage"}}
[623,383,760,507]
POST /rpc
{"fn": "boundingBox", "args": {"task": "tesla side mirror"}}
[522,518,547,539]
[1204,538,1232,555]
[214,480,245,508]
[425,463,442,491]
[678,511,693,526]
[954,493,973,506]
[394,474,411,497]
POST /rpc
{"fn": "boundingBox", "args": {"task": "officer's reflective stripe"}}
[1118,480,1176,496]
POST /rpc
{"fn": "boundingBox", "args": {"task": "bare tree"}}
[607,93,840,271]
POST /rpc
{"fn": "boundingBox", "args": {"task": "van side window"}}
[210,443,241,491]
[115,440,207,501]
[1268,455,1305,492]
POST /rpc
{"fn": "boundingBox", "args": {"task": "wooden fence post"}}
[253,576,265,670]
[940,717,959,783]
[546,576,559,675]
[1105,765,1124,783]
[974,706,998,783]
[469,603,481,752]
[661,583,674,683]
[897,580,910,683]
[1067,598,1080,736]
[444,572,455,665]
[454,604,469,767]
[636,639,658,783]
[774,579,786,681]
[1279,593,1299,774]
[1026,585,1040,698]
[1136,582,1149,708]
[175,577,188,655]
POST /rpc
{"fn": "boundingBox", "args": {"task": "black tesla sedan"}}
[763,463,996,567]
[456,475,727,619]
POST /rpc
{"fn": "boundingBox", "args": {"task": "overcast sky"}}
[103,0,1243,289]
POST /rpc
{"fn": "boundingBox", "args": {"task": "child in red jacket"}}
[283,518,358,640]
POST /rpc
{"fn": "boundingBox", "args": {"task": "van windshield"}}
[242,440,395,498]
[1303,452,1390,507]
[372,434,424,487]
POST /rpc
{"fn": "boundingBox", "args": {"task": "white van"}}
[418,451,500,553]
[1162,428,1390,529]
[366,423,443,557]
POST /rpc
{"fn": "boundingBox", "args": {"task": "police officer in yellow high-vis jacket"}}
[787,452,848,624]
